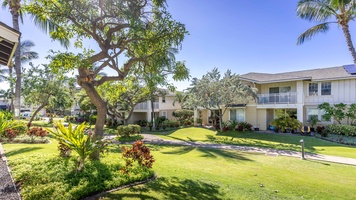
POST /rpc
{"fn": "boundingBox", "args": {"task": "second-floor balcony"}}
[257,92,297,104]
[134,102,159,110]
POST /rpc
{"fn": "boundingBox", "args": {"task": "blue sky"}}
[1,0,355,90]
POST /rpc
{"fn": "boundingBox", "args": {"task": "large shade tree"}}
[189,68,257,130]
[26,0,188,159]
[297,0,356,64]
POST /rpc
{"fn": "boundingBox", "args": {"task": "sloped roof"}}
[240,66,356,84]
[0,21,20,66]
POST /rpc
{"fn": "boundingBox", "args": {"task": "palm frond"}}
[297,0,337,22]
[30,14,70,49]
[297,22,335,44]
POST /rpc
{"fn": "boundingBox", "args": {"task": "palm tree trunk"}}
[8,66,14,113]
[341,24,356,65]
[10,3,22,119]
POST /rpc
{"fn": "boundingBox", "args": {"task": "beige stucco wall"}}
[257,109,267,130]
[245,106,257,127]
[158,96,182,110]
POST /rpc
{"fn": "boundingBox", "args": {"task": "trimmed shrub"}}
[117,124,141,137]
[325,124,356,137]
[5,128,19,141]
[237,122,252,132]
[27,127,48,137]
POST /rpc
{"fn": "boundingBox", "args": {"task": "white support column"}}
[147,100,152,122]
[296,81,304,104]
[297,104,304,124]
[194,108,198,126]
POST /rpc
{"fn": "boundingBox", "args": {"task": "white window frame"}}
[308,82,332,96]
[307,108,331,123]
[161,111,167,118]
[229,108,246,122]
[321,82,331,96]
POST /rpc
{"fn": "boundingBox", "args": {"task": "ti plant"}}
[0,111,24,138]
[48,122,107,171]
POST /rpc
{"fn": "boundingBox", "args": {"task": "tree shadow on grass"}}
[5,147,43,157]
[160,146,253,162]
[103,176,225,200]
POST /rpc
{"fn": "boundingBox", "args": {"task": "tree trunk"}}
[11,7,21,119]
[78,69,107,160]
[218,109,223,131]
[29,102,47,125]
[8,66,14,113]
[341,24,356,65]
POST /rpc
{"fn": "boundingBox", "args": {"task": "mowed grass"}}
[103,145,356,200]
[152,127,356,158]
[2,139,153,200]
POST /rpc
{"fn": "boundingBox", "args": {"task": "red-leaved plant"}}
[5,128,19,141]
[27,127,48,137]
[120,140,155,175]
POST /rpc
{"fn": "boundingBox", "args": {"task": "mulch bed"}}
[0,144,20,200]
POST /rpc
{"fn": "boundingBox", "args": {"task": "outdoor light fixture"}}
[300,139,306,160]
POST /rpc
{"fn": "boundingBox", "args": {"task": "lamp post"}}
[300,139,306,160]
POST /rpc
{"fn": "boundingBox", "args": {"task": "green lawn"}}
[103,145,356,200]
[152,127,356,158]
[3,140,153,200]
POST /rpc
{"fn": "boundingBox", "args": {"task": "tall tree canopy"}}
[26,0,189,159]
[297,0,356,64]
[189,68,257,130]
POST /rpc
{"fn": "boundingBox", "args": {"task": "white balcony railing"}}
[134,102,159,110]
[257,92,297,104]
[135,102,148,110]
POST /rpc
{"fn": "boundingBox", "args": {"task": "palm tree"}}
[2,0,68,118]
[7,40,39,112]
[0,67,9,82]
[172,91,188,109]
[297,0,356,65]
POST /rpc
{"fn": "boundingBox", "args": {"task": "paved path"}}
[108,134,356,166]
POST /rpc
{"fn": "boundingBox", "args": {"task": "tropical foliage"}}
[297,0,356,64]
[25,0,188,160]
[48,122,107,171]
[189,68,257,130]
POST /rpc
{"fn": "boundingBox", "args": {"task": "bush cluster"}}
[27,127,48,137]
[325,124,356,137]
[117,124,141,137]
[120,140,155,175]
[220,120,252,132]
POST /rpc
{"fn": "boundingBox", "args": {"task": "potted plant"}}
[308,115,320,132]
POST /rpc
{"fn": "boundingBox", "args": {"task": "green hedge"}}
[117,124,141,137]
[325,124,356,136]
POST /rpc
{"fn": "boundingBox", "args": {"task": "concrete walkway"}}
[108,134,356,166]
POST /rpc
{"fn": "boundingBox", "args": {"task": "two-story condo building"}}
[116,90,181,124]
[199,65,356,130]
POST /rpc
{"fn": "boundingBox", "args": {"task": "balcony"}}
[257,92,297,104]
[134,102,159,110]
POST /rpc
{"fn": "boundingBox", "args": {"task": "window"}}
[161,111,167,118]
[307,108,330,122]
[280,86,291,93]
[269,87,279,94]
[230,109,236,121]
[321,82,331,95]
[162,97,166,103]
[230,109,245,121]
[309,83,318,96]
